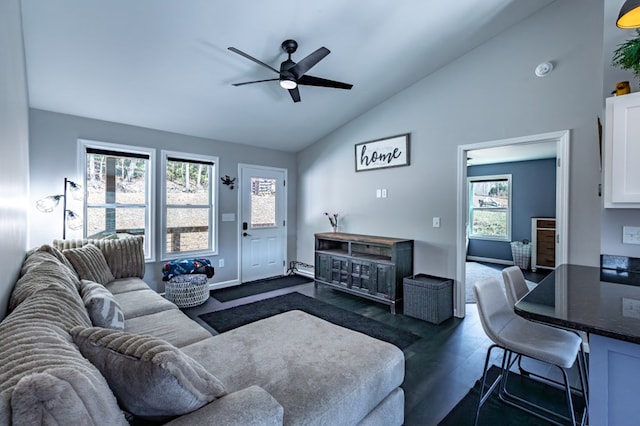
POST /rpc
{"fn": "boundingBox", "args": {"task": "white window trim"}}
[78,139,156,262]
[468,174,512,242]
[161,150,219,260]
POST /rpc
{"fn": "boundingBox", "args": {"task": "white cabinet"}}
[604,92,640,208]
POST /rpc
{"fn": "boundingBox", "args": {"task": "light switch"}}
[376,189,381,198]
[433,217,440,228]
[222,213,235,222]
[381,189,387,198]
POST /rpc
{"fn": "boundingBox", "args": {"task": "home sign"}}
[354,133,410,172]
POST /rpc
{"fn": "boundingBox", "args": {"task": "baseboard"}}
[294,270,315,279]
[208,279,241,291]
[466,256,514,266]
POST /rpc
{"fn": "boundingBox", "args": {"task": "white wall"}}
[29,109,298,291]
[0,0,30,319]
[297,0,604,286]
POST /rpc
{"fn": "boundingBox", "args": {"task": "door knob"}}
[243,232,251,237]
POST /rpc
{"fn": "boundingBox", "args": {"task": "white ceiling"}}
[20,0,555,152]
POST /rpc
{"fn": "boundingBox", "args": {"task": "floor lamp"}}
[36,178,83,239]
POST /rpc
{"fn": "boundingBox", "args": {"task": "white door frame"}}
[237,163,288,282]
[455,130,570,318]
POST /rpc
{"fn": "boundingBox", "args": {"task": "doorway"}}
[239,164,287,282]
[455,130,570,318]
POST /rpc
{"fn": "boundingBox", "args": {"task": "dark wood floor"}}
[183,268,577,426]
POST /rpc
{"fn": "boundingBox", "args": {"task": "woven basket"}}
[403,274,453,324]
[510,241,531,270]
[165,274,209,308]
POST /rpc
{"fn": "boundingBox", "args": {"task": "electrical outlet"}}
[218,259,224,268]
[623,298,640,319]
[623,226,640,244]
[381,189,387,198]
[376,189,381,198]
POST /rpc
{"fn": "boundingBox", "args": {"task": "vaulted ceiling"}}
[20,0,555,152]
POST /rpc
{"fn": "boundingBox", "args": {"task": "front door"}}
[240,165,287,282]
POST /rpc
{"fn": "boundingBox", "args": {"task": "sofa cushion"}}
[9,249,81,312]
[105,277,150,294]
[63,243,115,285]
[70,327,227,421]
[80,279,125,330]
[0,287,126,426]
[164,385,284,426]
[125,309,212,348]
[181,310,405,426]
[113,288,177,319]
[54,236,145,279]
[35,244,77,274]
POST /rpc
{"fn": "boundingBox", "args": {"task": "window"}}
[468,175,511,241]
[162,151,217,259]
[250,177,277,228]
[80,140,155,260]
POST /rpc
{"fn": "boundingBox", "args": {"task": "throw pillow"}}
[70,327,226,420]
[97,235,146,279]
[79,280,125,330]
[63,244,115,285]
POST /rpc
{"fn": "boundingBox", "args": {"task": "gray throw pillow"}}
[80,280,125,330]
[64,243,115,285]
[70,327,226,421]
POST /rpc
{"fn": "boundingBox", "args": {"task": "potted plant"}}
[612,29,640,86]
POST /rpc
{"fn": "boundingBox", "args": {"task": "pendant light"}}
[617,0,640,29]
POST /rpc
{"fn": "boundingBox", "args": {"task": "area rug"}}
[210,274,313,302]
[465,262,535,303]
[438,365,585,425]
[199,292,421,350]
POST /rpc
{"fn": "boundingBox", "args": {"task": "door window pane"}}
[251,177,276,228]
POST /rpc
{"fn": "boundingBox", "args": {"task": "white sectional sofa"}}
[0,236,405,425]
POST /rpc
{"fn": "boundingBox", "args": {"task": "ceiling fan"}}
[228,39,353,103]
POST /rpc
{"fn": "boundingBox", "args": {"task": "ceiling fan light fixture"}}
[617,0,640,28]
[279,78,297,90]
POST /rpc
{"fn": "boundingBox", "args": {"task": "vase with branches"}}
[324,212,339,232]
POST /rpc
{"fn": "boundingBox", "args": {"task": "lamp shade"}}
[67,180,83,200]
[617,0,640,28]
[65,210,83,231]
[36,195,62,213]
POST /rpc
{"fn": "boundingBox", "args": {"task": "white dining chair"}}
[473,277,588,425]
[502,265,590,398]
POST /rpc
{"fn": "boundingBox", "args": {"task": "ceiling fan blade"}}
[289,47,330,79]
[298,75,353,90]
[288,87,301,103]
[232,78,279,87]
[228,47,280,74]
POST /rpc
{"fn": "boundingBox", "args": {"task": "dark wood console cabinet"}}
[314,232,414,314]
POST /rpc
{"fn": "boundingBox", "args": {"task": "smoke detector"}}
[535,62,554,77]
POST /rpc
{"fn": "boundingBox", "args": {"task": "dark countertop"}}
[515,264,640,344]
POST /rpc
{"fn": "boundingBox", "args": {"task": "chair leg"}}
[515,352,587,400]
[498,360,588,426]
[474,344,505,426]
